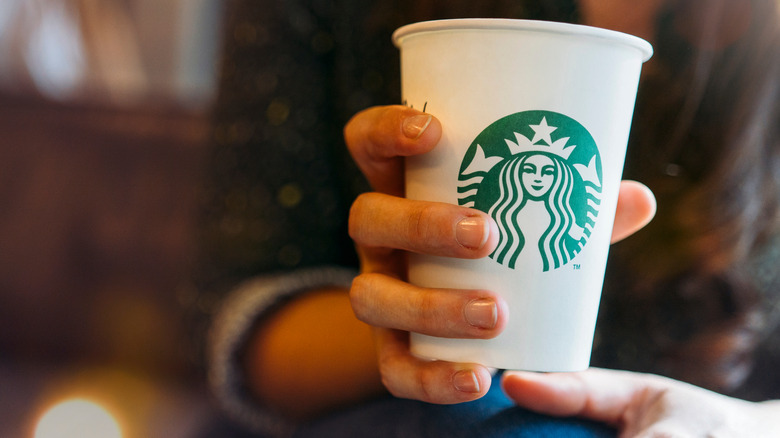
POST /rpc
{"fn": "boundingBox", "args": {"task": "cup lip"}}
[393,18,653,62]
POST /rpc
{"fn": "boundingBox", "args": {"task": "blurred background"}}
[0,1,231,436]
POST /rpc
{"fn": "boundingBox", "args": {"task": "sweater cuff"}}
[207,266,356,436]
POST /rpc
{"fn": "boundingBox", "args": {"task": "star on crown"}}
[504,117,576,160]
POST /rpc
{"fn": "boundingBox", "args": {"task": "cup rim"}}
[393,18,653,62]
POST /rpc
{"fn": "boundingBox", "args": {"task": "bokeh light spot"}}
[34,398,122,438]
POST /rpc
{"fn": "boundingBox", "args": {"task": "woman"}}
[200,0,780,436]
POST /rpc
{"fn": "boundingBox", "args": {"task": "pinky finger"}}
[375,328,493,404]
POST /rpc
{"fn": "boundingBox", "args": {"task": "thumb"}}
[611,180,656,243]
[501,368,661,426]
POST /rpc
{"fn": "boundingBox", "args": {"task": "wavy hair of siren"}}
[487,152,579,271]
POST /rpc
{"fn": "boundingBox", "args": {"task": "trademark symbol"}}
[573,264,581,270]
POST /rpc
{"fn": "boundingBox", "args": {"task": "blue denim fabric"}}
[293,374,616,438]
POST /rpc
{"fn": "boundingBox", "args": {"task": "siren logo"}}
[458,111,603,272]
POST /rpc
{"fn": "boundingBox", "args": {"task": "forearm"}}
[243,287,385,420]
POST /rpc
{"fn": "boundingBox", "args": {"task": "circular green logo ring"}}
[458,111,603,271]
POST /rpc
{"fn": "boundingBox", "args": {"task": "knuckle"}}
[381,376,398,397]
[378,105,404,134]
[366,106,401,152]
[376,350,407,399]
[377,356,396,394]
[343,112,359,145]
[348,273,375,322]
[415,366,437,403]
[407,203,438,243]
[413,289,439,334]
[344,106,375,148]
[348,193,372,241]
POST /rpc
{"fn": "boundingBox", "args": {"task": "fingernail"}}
[464,299,498,329]
[453,369,481,393]
[402,114,432,139]
[456,216,489,249]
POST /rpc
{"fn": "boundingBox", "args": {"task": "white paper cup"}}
[394,19,652,372]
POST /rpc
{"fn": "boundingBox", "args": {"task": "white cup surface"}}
[396,19,652,371]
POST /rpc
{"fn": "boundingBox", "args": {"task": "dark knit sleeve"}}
[188,0,391,434]
[207,267,355,435]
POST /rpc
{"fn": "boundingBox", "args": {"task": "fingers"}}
[501,368,664,426]
[345,106,497,406]
[345,106,656,244]
[375,328,493,404]
[351,273,507,339]
[350,192,499,259]
[344,105,442,196]
[611,180,657,243]
[504,369,773,438]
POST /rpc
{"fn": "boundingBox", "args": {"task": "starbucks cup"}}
[395,19,652,371]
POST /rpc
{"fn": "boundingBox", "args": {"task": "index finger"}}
[344,105,442,196]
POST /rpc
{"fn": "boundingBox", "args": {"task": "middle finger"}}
[349,192,499,259]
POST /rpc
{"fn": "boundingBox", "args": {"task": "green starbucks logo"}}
[458,111,603,271]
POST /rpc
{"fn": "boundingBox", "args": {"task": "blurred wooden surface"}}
[0,93,210,377]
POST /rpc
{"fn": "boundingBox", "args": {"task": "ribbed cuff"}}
[208,266,356,436]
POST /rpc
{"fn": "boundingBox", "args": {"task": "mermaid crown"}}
[504,116,576,160]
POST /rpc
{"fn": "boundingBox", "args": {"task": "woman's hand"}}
[345,105,656,405]
[502,368,780,437]
[346,105,504,404]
